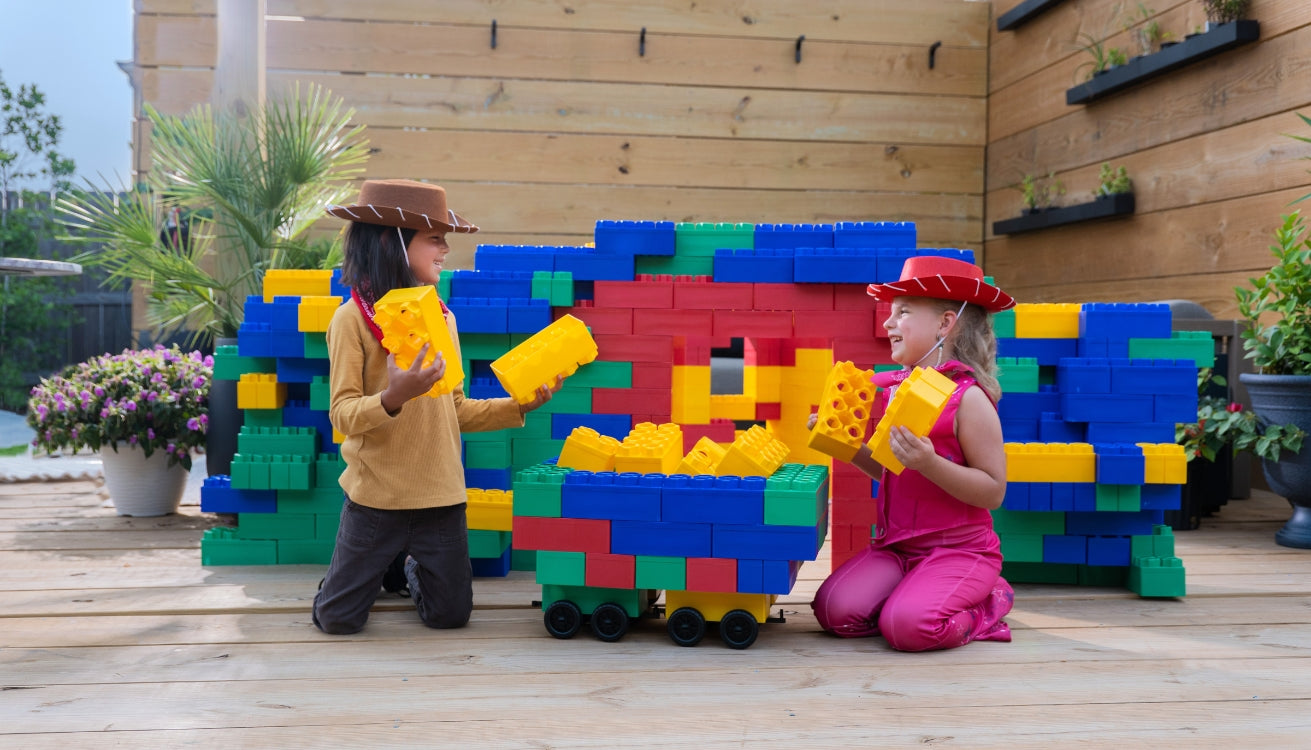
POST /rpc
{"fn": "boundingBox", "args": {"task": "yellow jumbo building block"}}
[868,366,956,475]
[807,361,875,463]
[793,348,835,378]
[709,393,756,421]
[1005,442,1097,483]
[298,296,342,333]
[237,373,286,410]
[262,269,333,302]
[491,314,598,404]
[466,488,513,531]
[557,426,622,472]
[1014,303,1081,339]
[676,436,728,476]
[744,365,781,401]
[665,590,775,624]
[373,285,465,398]
[615,422,683,475]
[672,365,712,424]
[1138,443,1188,484]
[717,424,790,478]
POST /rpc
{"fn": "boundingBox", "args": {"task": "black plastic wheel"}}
[719,609,759,649]
[544,600,582,639]
[590,602,630,642]
[667,607,707,647]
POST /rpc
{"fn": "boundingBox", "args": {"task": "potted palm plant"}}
[1235,212,1311,548]
[57,83,369,476]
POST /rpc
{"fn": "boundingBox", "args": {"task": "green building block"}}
[438,269,452,300]
[536,550,586,586]
[237,426,319,457]
[512,437,565,466]
[634,254,714,277]
[1128,556,1187,597]
[236,511,315,540]
[279,486,345,515]
[1077,564,1128,587]
[513,463,569,517]
[540,583,651,619]
[1131,524,1177,559]
[873,363,902,374]
[1096,484,1141,512]
[460,333,512,360]
[230,454,271,490]
[635,555,686,590]
[463,428,512,444]
[243,408,283,428]
[315,512,340,540]
[277,539,334,564]
[212,346,276,381]
[1000,534,1044,562]
[469,529,512,558]
[991,509,1065,536]
[201,527,278,565]
[303,331,329,359]
[531,271,553,302]
[764,463,829,526]
[517,414,553,440]
[1128,330,1215,369]
[569,360,632,389]
[465,439,513,468]
[532,387,593,414]
[511,548,537,572]
[315,453,345,487]
[270,455,315,490]
[674,222,754,256]
[550,271,574,307]
[310,376,332,411]
[1002,560,1079,584]
[992,309,1017,339]
[996,357,1039,393]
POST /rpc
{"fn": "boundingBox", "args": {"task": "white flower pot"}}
[100,444,189,517]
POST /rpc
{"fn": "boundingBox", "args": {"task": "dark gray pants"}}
[312,497,473,634]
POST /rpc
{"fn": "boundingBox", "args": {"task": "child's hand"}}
[806,412,818,431]
[519,375,564,415]
[888,425,936,472]
[381,344,446,414]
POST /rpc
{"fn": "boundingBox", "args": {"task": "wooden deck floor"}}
[2,479,1310,748]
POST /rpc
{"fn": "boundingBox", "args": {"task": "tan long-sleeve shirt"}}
[326,299,524,510]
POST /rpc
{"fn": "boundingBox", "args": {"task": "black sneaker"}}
[382,550,410,597]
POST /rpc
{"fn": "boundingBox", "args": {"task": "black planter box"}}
[992,192,1135,236]
[997,0,1067,32]
[1067,20,1260,105]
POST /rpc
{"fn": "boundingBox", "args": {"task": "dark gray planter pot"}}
[205,337,244,477]
[1239,373,1311,549]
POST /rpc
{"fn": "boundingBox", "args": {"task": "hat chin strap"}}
[909,299,968,369]
[396,226,412,269]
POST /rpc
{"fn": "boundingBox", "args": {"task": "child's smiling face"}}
[884,296,949,367]
[406,229,450,285]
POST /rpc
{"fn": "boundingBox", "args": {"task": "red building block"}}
[833,284,878,310]
[512,516,611,554]
[713,310,793,338]
[562,304,633,335]
[686,557,738,593]
[833,337,893,368]
[585,552,636,589]
[673,336,717,366]
[754,402,782,420]
[673,277,755,309]
[595,333,674,363]
[594,275,674,308]
[633,308,714,336]
[631,362,673,389]
[593,387,671,415]
[754,282,835,311]
[680,419,737,452]
[794,310,876,339]
[745,338,782,366]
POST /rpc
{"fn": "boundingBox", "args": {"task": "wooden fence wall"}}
[986,0,1311,319]
[132,0,990,277]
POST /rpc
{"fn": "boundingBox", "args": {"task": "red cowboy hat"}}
[866,256,1015,312]
[325,179,479,233]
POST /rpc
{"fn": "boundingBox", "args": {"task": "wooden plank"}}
[136,15,987,97]
[988,18,1311,185]
[997,269,1262,320]
[138,0,992,47]
[365,129,985,194]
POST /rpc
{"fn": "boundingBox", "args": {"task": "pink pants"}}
[812,530,1013,651]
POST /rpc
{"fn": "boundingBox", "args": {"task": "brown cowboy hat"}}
[866,256,1015,312]
[325,179,479,233]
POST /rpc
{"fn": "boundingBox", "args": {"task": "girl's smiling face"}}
[884,296,951,367]
[405,229,450,285]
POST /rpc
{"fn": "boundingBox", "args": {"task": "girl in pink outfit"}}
[810,256,1016,651]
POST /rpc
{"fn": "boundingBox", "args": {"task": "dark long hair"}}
[339,222,417,305]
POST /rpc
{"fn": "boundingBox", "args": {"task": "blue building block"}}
[276,356,328,383]
[1079,303,1173,341]
[1044,535,1087,565]
[1087,535,1132,566]
[447,297,509,334]
[1061,393,1154,423]
[1111,358,1195,396]
[468,376,511,399]
[792,247,879,283]
[998,388,1061,422]
[561,471,663,521]
[1027,481,1052,512]
[1003,481,1029,511]
[1096,443,1146,485]
[465,467,512,490]
[473,245,558,273]
[611,520,713,558]
[754,223,835,249]
[1155,393,1199,424]
[1039,413,1086,442]
[1051,482,1076,512]
[243,295,274,325]
[449,269,535,299]
[595,220,677,256]
[237,322,275,357]
[271,329,306,358]
[713,248,794,283]
[1001,419,1040,442]
[1077,337,1131,359]
[661,474,766,525]
[1072,482,1098,511]
[282,399,337,453]
[330,267,349,299]
[997,337,1080,365]
[471,546,513,577]
[834,221,916,249]
[737,558,801,594]
[1057,358,1112,394]
[875,248,915,283]
[270,297,302,331]
[507,298,552,333]
[917,248,976,264]
[550,412,634,441]
[554,246,636,281]
[200,475,278,514]
[1141,484,1183,511]
[1066,510,1159,536]
[1086,422,1177,443]
[713,521,822,561]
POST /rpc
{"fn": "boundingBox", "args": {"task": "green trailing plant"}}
[1095,162,1133,197]
[1014,172,1065,213]
[1201,0,1251,25]
[1234,212,1311,376]
[57,82,369,349]
[1107,47,1130,67]
[1177,369,1305,462]
[1074,31,1113,80]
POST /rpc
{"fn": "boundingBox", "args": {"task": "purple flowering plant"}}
[26,345,213,470]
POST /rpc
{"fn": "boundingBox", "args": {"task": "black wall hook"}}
[928,40,941,69]
[491,20,497,49]
[795,35,805,64]
[640,27,646,57]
